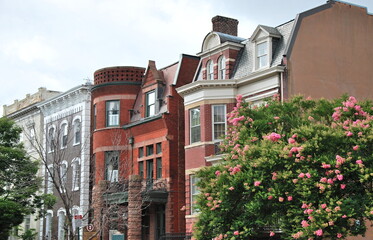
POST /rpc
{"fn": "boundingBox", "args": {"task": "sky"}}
[1,0,372,116]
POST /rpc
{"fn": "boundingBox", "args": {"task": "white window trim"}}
[57,208,66,240]
[106,100,120,127]
[59,120,68,149]
[190,175,200,215]
[146,90,156,117]
[72,116,82,146]
[218,56,226,79]
[45,210,53,240]
[72,158,81,191]
[212,105,227,141]
[47,164,54,194]
[190,108,201,144]
[207,60,214,80]
[59,160,68,192]
[47,125,56,153]
[255,39,271,70]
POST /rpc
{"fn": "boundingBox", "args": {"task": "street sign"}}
[74,215,83,220]
[74,215,83,228]
[86,224,94,232]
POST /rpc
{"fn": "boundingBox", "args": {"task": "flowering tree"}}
[194,95,373,240]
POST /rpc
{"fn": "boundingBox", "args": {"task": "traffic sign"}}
[86,224,94,232]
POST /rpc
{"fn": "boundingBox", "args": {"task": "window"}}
[156,157,162,179]
[24,215,31,231]
[190,108,201,144]
[218,56,226,79]
[45,211,53,240]
[156,142,162,154]
[212,105,226,140]
[47,165,54,194]
[48,126,55,152]
[139,161,144,178]
[60,122,68,148]
[58,210,66,240]
[146,160,154,179]
[207,60,214,80]
[256,41,268,69]
[138,147,144,158]
[106,100,120,127]
[73,118,81,145]
[190,175,200,214]
[60,161,68,191]
[146,90,156,117]
[28,127,35,148]
[72,158,80,191]
[93,104,97,129]
[105,151,119,182]
[146,144,154,156]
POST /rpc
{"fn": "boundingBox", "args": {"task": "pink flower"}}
[308,116,314,121]
[292,179,298,184]
[301,220,309,228]
[322,163,331,169]
[288,138,296,144]
[305,173,311,178]
[353,145,359,151]
[298,173,305,178]
[327,178,334,184]
[306,209,313,214]
[356,160,363,164]
[346,131,353,137]
[254,181,261,186]
[321,204,327,209]
[274,116,280,120]
[301,203,309,209]
[329,221,334,226]
[337,174,344,181]
[337,233,343,238]
[233,231,239,236]
[228,186,234,191]
[320,178,327,183]
[334,206,341,212]
[340,184,346,189]
[342,215,347,218]
[287,196,293,201]
[268,195,273,200]
[270,231,275,237]
[266,132,281,142]
[215,170,221,176]
[279,197,284,202]
[315,229,323,236]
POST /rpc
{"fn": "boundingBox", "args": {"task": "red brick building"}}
[91,55,199,240]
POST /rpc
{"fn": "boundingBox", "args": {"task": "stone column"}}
[128,175,142,240]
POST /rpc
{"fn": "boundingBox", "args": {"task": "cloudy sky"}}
[1,0,372,115]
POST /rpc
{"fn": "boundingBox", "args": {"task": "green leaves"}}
[194,96,373,240]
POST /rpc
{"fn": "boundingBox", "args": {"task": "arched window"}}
[72,158,80,191]
[60,161,68,192]
[218,55,226,79]
[73,117,81,145]
[72,206,81,233]
[45,210,53,240]
[60,121,68,149]
[57,209,66,240]
[48,126,56,152]
[207,60,214,80]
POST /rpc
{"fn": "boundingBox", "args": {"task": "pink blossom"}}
[315,229,323,236]
[320,178,327,183]
[228,186,234,191]
[288,196,293,201]
[305,173,311,178]
[322,163,331,169]
[207,196,213,201]
[306,209,314,214]
[308,116,314,121]
[279,197,284,202]
[298,173,305,178]
[292,231,303,239]
[270,231,275,237]
[321,204,327,209]
[288,138,296,144]
[329,221,334,226]
[335,170,341,174]
[337,233,343,238]
[274,116,280,120]
[327,178,334,184]
[341,184,346,189]
[236,94,243,102]
[301,220,309,228]
[334,206,341,212]
[254,181,261,186]
[353,145,360,151]
[265,132,281,142]
[346,131,353,137]
[356,160,363,164]
[215,170,221,176]
[337,174,344,181]
[268,195,273,200]
[292,179,298,184]
[308,216,314,221]
[301,203,309,209]
[342,215,347,218]
[233,231,239,236]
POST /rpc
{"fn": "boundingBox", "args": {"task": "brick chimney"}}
[212,15,239,36]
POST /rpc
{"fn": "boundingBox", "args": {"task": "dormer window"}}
[207,60,214,80]
[218,56,226,79]
[146,90,156,117]
[256,41,268,69]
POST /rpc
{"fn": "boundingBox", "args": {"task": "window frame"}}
[218,55,226,79]
[207,60,214,80]
[190,175,200,214]
[60,121,68,149]
[146,90,156,117]
[106,100,120,127]
[45,210,53,240]
[57,209,66,240]
[190,108,201,144]
[60,161,68,192]
[105,151,119,182]
[139,161,144,178]
[212,105,227,141]
[47,164,54,194]
[47,125,56,153]
[72,158,80,191]
[146,159,154,180]
[156,157,162,179]
[73,116,81,145]
[146,144,154,156]
[256,40,269,69]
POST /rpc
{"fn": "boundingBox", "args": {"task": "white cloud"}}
[2,36,58,65]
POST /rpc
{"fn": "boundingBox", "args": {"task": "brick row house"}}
[177,1,373,239]
[91,55,199,240]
